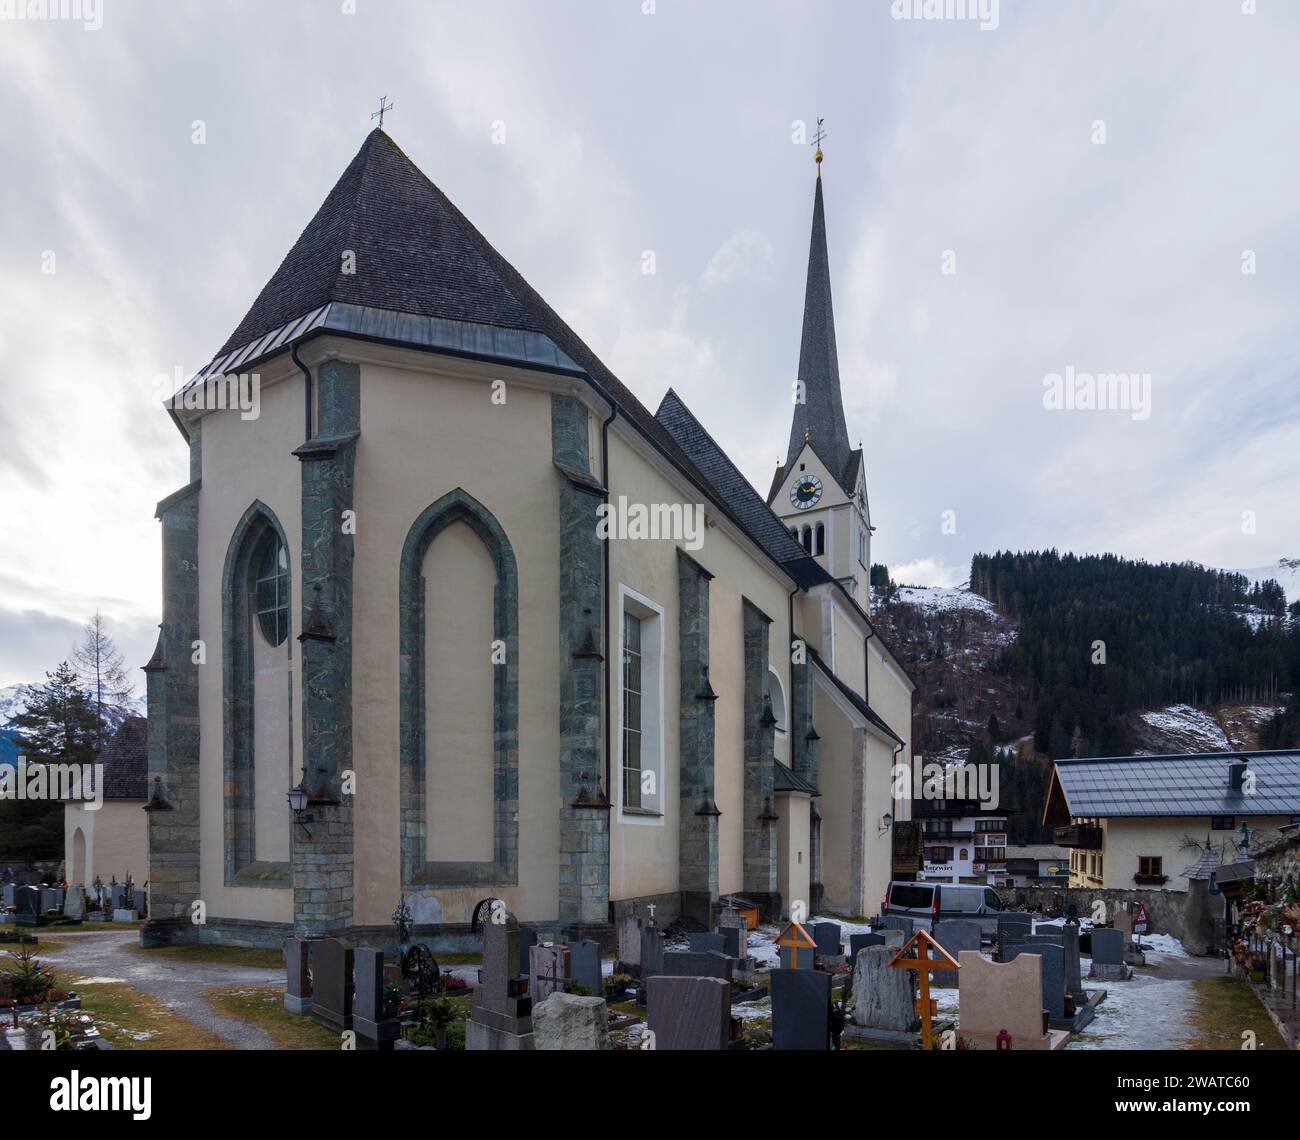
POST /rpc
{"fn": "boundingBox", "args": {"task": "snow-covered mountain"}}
[0,681,145,727]
[1229,557,1300,604]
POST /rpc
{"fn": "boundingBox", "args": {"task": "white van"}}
[882,881,1006,937]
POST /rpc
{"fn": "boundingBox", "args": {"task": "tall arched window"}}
[222,502,292,886]
[814,523,825,556]
[801,525,812,553]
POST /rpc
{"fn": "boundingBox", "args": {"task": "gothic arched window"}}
[254,533,289,646]
[814,523,825,556]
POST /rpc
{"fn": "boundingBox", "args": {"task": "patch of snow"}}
[885,584,998,617]
[1229,558,1300,604]
[1138,704,1229,751]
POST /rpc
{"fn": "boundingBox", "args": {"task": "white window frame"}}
[617,584,664,826]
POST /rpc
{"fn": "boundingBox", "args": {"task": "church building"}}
[142,128,915,947]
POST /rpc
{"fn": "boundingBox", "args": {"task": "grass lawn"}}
[1183,975,1287,1050]
[204,987,342,1049]
[71,980,230,1050]
[126,943,284,969]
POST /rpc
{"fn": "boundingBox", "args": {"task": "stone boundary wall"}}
[1005,885,1188,941]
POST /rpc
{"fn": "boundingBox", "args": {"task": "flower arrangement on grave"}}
[382,982,403,1020]
[442,974,467,993]
[605,972,633,997]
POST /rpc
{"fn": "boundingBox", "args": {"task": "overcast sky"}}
[1,0,1298,691]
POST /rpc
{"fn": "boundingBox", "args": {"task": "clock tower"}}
[768,150,872,608]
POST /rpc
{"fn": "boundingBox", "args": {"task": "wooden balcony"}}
[1054,824,1103,850]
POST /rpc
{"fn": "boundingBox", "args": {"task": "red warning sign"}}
[1133,902,1149,936]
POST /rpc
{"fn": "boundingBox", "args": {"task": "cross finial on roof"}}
[812,117,827,175]
[372,95,394,129]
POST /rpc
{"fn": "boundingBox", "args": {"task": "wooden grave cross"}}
[888,929,960,1051]
[775,918,818,970]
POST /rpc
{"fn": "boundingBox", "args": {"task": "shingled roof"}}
[95,716,148,801]
[1047,751,1300,819]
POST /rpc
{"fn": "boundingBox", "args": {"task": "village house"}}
[64,716,149,891]
[1042,750,1300,891]
[140,130,916,948]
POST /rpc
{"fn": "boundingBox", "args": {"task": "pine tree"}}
[71,612,135,748]
[9,661,101,766]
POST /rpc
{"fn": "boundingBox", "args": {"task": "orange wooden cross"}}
[775,919,818,970]
[888,929,960,1051]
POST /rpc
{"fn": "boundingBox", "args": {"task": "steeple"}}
[785,167,853,493]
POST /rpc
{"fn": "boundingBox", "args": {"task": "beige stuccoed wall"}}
[65,800,148,890]
[423,521,496,864]
[606,427,793,904]
[252,621,292,864]
[196,374,302,925]
[814,685,857,912]
[350,357,562,926]
[1085,816,1292,890]
[860,732,900,911]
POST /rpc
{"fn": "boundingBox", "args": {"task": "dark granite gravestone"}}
[771,968,831,1050]
[310,938,354,1033]
[688,932,726,954]
[1062,923,1086,1004]
[517,926,538,976]
[1006,943,1065,1021]
[663,950,733,981]
[779,944,815,970]
[467,916,534,1049]
[569,939,603,999]
[1,883,14,909]
[1030,925,1064,944]
[1091,928,1124,964]
[646,975,730,1050]
[109,884,126,911]
[849,932,885,957]
[284,937,312,1014]
[14,886,42,926]
[930,919,980,987]
[878,916,913,935]
[811,922,842,956]
[996,912,1033,958]
[718,924,745,960]
[353,947,398,1050]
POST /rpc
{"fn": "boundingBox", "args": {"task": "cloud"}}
[701,229,775,290]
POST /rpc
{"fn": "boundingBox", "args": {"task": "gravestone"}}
[517,926,538,977]
[568,939,603,999]
[878,916,913,936]
[353,948,398,1050]
[1088,929,1131,980]
[779,944,815,970]
[1006,943,1066,1022]
[310,938,354,1033]
[663,950,733,982]
[15,885,42,925]
[718,925,745,960]
[850,946,917,1039]
[811,922,842,956]
[467,916,534,1050]
[617,914,641,971]
[931,920,981,987]
[284,937,312,1014]
[646,975,730,1050]
[1061,923,1086,1005]
[957,950,1059,1049]
[997,912,1033,959]
[39,887,58,913]
[849,932,884,957]
[109,884,126,911]
[688,932,726,954]
[533,992,611,1050]
[771,968,831,1051]
[717,908,748,953]
[1030,925,1064,945]
[1,884,14,908]
[530,944,570,1003]
[638,926,665,1004]
[63,886,86,920]
[1113,911,1133,946]
[879,929,906,949]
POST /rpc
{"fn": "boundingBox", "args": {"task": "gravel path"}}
[32,930,284,1050]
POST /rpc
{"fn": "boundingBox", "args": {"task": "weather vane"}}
[372,95,394,129]
[813,117,827,173]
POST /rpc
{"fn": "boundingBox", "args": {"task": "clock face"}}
[790,475,823,510]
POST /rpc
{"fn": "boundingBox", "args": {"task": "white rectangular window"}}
[619,586,663,818]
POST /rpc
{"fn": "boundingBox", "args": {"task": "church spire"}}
[785,156,853,491]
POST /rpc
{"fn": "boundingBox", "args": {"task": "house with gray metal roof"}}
[1042,750,1300,891]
